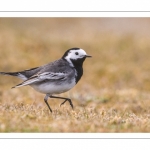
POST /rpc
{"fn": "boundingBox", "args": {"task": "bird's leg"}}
[49,95,74,109]
[44,94,52,113]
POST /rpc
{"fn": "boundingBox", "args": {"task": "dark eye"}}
[75,52,79,55]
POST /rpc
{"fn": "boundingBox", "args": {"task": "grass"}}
[0,18,150,132]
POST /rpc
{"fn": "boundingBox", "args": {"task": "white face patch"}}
[64,49,87,67]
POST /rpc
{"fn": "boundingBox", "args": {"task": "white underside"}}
[30,79,76,94]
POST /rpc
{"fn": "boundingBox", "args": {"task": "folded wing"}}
[12,72,66,88]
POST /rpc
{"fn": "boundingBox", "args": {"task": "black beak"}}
[86,55,92,58]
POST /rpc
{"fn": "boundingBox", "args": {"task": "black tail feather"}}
[0,72,19,76]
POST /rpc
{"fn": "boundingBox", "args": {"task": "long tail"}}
[0,71,27,83]
[0,71,28,89]
[0,72,20,77]
[0,67,39,80]
[0,67,40,89]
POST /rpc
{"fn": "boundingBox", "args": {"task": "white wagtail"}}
[0,47,91,112]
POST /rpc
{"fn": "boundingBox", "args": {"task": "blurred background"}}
[0,18,150,132]
[1,18,150,92]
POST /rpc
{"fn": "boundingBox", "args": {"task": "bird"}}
[0,47,92,112]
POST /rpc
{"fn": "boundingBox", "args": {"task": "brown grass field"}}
[0,18,150,132]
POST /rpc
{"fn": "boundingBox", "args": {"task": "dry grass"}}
[0,18,150,132]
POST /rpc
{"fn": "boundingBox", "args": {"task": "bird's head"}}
[62,48,92,67]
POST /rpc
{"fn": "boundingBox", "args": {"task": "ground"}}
[0,18,150,132]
